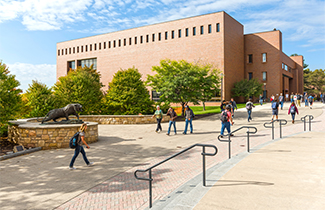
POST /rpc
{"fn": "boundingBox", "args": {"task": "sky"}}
[0,0,324,92]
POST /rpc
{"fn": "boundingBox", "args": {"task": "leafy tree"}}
[231,78,263,101]
[304,68,325,94]
[146,59,220,116]
[53,65,104,115]
[0,61,23,136]
[104,67,154,115]
[24,80,58,118]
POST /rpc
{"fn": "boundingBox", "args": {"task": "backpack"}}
[69,132,80,149]
[272,102,277,109]
[309,97,313,102]
[246,103,252,110]
[290,106,296,114]
[220,111,229,123]
[297,95,301,100]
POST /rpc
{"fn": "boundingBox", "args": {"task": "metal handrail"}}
[263,119,287,140]
[134,143,218,208]
[300,115,314,131]
[217,126,257,159]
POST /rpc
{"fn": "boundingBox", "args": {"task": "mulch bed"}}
[0,137,18,156]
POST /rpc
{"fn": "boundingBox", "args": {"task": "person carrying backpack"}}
[288,102,299,124]
[230,98,238,117]
[220,105,234,137]
[246,99,255,122]
[166,107,177,135]
[308,95,314,109]
[69,123,94,170]
[271,99,279,122]
[220,100,227,112]
[279,93,284,110]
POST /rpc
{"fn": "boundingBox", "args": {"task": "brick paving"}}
[55,104,325,210]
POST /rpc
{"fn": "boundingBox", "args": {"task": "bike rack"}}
[134,143,218,208]
[300,115,314,131]
[263,119,287,140]
[217,126,257,159]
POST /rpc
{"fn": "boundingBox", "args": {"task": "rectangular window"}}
[68,61,75,72]
[78,58,97,70]
[109,41,111,48]
[263,72,267,81]
[178,29,181,38]
[285,65,288,71]
[200,25,204,34]
[69,48,71,54]
[129,37,132,45]
[158,33,161,41]
[208,24,212,33]
[135,36,137,44]
[99,43,101,50]
[152,90,162,102]
[85,45,88,52]
[165,31,168,40]
[124,38,126,46]
[73,47,75,53]
[77,46,79,53]
[185,28,189,37]
[282,63,285,69]
[89,44,92,51]
[113,40,116,48]
[248,54,253,63]
[65,48,68,54]
[152,34,155,42]
[171,30,174,39]
[140,36,143,43]
[81,46,83,52]
[104,42,106,49]
[248,72,253,80]
[58,50,60,56]
[62,49,64,55]
[216,23,220,32]
[118,39,121,47]
[262,53,267,63]
[94,44,96,50]
[193,27,196,36]
[146,34,149,43]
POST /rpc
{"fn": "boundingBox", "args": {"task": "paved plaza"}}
[0,102,324,210]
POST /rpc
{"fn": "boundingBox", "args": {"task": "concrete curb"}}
[0,147,42,161]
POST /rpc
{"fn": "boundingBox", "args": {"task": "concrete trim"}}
[0,147,42,161]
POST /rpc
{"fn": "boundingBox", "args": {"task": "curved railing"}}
[300,115,314,131]
[264,119,287,140]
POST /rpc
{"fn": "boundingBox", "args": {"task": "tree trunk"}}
[181,102,185,117]
[203,102,206,111]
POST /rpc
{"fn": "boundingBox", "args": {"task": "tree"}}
[0,61,23,136]
[53,65,104,115]
[104,67,154,115]
[146,59,220,116]
[304,68,325,94]
[24,80,58,118]
[231,78,263,101]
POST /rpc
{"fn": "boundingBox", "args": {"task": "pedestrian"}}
[270,95,274,102]
[290,92,294,102]
[246,99,255,122]
[293,93,298,106]
[300,93,304,105]
[323,93,325,104]
[152,105,163,132]
[220,105,234,137]
[285,93,289,102]
[304,92,308,107]
[259,94,263,106]
[230,98,237,117]
[308,95,314,109]
[320,93,324,103]
[166,107,177,135]
[296,93,301,107]
[279,93,284,110]
[288,102,299,124]
[271,98,279,122]
[183,105,194,134]
[220,100,227,112]
[69,123,94,170]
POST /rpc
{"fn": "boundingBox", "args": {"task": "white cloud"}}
[7,63,57,92]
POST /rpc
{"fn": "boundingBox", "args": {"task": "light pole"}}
[263,83,266,101]
[220,73,224,101]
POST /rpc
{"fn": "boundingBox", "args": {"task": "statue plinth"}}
[40,119,84,125]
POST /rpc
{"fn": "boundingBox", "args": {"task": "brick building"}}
[56,11,304,102]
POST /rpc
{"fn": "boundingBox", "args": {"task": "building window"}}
[193,27,196,36]
[263,72,267,81]
[146,34,149,43]
[282,63,285,69]
[118,39,121,47]
[171,30,174,39]
[81,46,83,52]
[68,61,75,72]
[216,23,220,32]
[77,46,79,53]
[178,29,181,38]
[165,31,168,40]
[109,41,111,48]
[85,45,88,52]
[135,36,137,44]
[262,53,267,63]
[152,34,155,42]
[129,37,132,45]
[104,42,106,49]
[248,54,253,63]
[285,65,288,71]
[208,24,212,33]
[158,33,161,41]
[152,90,162,102]
[58,50,60,56]
[113,40,116,48]
[99,43,101,50]
[289,67,292,72]
[77,58,97,70]
[124,38,126,46]
[69,48,71,54]
[62,49,64,55]
[73,47,75,53]
[89,44,92,51]
[65,48,68,54]
[248,72,253,80]
[94,44,97,50]
[200,25,204,34]
[140,36,143,43]
[185,28,189,37]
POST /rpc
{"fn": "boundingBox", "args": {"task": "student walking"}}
[230,98,237,117]
[290,92,294,103]
[304,92,308,107]
[279,93,284,110]
[166,108,177,135]
[69,123,94,170]
[288,102,299,124]
[297,93,301,107]
[246,99,255,122]
[293,93,298,106]
[220,105,234,137]
[183,105,194,134]
[259,94,263,106]
[271,99,279,122]
[220,100,227,112]
[270,95,274,102]
[308,95,314,109]
[152,105,163,132]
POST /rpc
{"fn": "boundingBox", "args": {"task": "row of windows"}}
[247,53,267,64]
[68,58,97,72]
[248,72,267,81]
[282,63,292,72]
[58,23,221,56]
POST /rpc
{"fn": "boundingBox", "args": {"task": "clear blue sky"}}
[1,0,324,92]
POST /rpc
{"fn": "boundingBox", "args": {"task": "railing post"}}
[149,169,152,208]
[247,128,250,153]
[279,120,282,138]
[309,115,312,131]
[272,121,274,140]
[303,117,306,131]
[228,135,231,159]
[202,146,206,187]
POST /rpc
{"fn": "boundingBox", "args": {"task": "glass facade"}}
[78,58,97,70]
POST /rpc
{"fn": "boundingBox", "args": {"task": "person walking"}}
[69,123,94,170]
[271,98,279,122]
[290,92,294,103]
[259,94,263,106]
[304,92,308,107]
[220,100,227,112]
[279,93,284,110]
[246,99,255,122]
[308,95,314,109]
[230,98,237,117]
[270,95,274,102]
[220,105,234,137]
[183,105,194,134]
[152,105,163,132]
[296,93,301,107]
[293,93,298,106]
[166,108,177,135]
[288,102,299,124]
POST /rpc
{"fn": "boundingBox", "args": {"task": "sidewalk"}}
[0,102,324,210]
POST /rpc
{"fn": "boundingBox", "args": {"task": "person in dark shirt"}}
[229,98,237,117]
[271,99,279,122]
[220,100,227,112]
[166,108,177,135]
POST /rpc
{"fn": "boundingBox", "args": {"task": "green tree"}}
[104,67,154,115]
[231,78,263,101]
[24,80,58,118]
[53,65,104,115]
[304,69,325,94]
[0,61,23,136]
[146,59,220,115]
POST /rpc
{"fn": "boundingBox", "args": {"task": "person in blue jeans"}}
[288,102,299,124]
[259,94,263,106]
[279,93,284,110]
[220,105,234,137]
[166,108,177,135]
[246,99,255,122]
[69,123,94,170]
[183,105,194,134]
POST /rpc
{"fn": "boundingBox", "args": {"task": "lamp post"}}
[263,83,266,100]
[220,73,224,101]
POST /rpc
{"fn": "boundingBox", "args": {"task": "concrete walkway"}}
[0,102,324,210]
